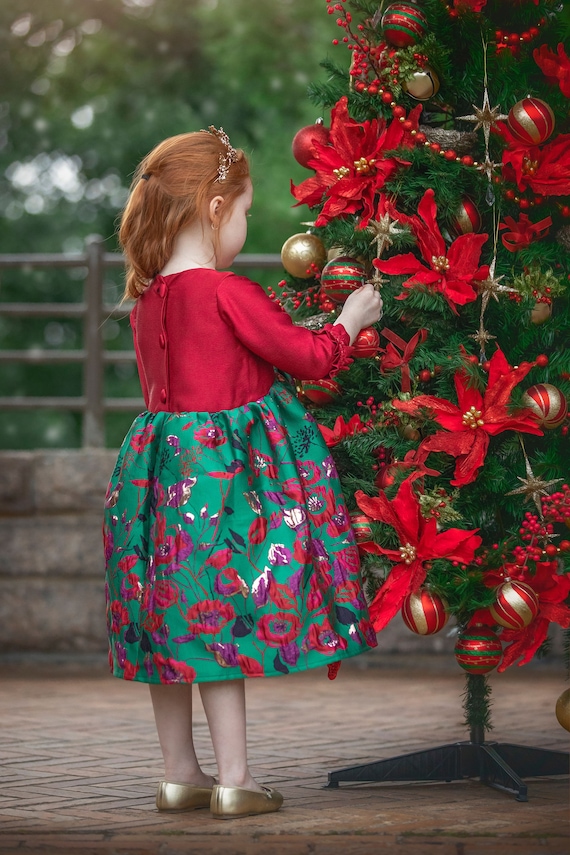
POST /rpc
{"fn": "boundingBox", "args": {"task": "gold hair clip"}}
[205,125,239,182]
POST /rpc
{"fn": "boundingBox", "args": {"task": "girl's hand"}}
[334,282,383,343]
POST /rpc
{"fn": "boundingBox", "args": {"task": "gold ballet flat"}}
[156,780,214,812]
[210,783,283,820]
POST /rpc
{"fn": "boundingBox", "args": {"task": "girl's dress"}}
[104,269,377,684]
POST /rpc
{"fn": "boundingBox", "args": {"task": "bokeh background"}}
[0,0,340,448]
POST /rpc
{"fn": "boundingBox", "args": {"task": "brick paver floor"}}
[0,653,568,855]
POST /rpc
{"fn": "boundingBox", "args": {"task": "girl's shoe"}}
[156,780,214,811]
[210,784,283,819]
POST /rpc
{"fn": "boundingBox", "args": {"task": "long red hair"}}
[119,131,250,299]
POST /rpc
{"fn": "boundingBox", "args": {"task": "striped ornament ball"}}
[454,626,502,674]
[402,588,449,635]
[522,383,567,430]
[507,97,555,146]
[320,256,366,304]
[381,3,428,48]
[300,378,342,406]
[489,580,539,631]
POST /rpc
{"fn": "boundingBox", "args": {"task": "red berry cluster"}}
[515,510,564,563]
[541,485,570,526]
[493,19,546,56]
[504,187,545,210]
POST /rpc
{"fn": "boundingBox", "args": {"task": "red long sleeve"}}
[131,268,353,413]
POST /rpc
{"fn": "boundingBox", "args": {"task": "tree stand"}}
[326,675,569,801]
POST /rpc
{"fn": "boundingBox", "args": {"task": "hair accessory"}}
[205,126,239,182]
[141,173,151,181]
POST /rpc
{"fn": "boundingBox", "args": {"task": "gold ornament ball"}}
[281,233,327,279]
[555,688,570,732]
[403,67,440,101]
[530,301,552,325]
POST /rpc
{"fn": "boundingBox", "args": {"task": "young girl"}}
[103,127,382,820]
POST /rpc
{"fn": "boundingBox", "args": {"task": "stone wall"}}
[0,450,562,660]
[0,450,116,653]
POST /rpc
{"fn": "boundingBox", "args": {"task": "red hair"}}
[119,131,250,299]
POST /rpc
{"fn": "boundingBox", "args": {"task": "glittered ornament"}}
[522,383,568,430]
[292,119,330,169]
[419,125,477,156]
[490,580,539,630]
[381,2,428,47]
[353,327,380,358]
[402,588,449,635]
[350,511,373,543]
[403,67,440,100]
[507,97,555,145]
[320,256,366,304]
[281,233,327,279]
[555,688,570,733]
[451,197,481,236]
[454,626,502,674]
[556,225,570,252]
[530,301,552,325]
[300,378,342,405]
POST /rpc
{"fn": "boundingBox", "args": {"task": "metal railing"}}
[0,236,282,447]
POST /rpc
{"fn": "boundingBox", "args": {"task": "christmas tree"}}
[277,0,570,741]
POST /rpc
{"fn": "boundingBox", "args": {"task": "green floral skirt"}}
[103,380,377,683]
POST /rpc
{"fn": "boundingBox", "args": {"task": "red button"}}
[157,280,167,298]
[160,388,167,403]
[159,333,166,348]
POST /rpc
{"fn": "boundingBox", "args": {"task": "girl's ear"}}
[209,195,224,228]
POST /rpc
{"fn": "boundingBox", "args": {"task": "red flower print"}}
[306,485,337,526]
[152,653,196,684]
[118,554,139,573]
[304,618,347,655]
[194,423,227,448]
[257,612,301,647]
[214,567,249,598]
[109,600,130,632]
[238,654,264,677]
[143,579,178,611]
[130,425,155,453]
[185,599,235,634]
[291,96,413,227]
[248,516,268,545]
[374,189,489,312]
[123,661,140,681]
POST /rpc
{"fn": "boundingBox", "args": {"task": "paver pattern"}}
[0,653,567,854]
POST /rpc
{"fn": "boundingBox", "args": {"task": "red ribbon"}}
[499,213,552,251]
[379,328,428,393]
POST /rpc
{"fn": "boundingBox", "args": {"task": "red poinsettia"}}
[318,413,367,447]
[534,42,570,98]
[394,348,542,487]
[470,561,570,671]
[498,124,570,196]
[291,96,416,227]
[499,212,552,251]
[355,475,481,631]
[374,189,489,313]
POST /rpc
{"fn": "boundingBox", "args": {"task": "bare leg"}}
[149,683,214,786]
[199,679,263,792]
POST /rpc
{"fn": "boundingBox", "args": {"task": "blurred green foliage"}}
[0,0,340,447]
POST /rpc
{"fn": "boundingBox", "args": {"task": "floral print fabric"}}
[104,381,377,684]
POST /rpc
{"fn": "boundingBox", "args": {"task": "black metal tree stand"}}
[326,675,569,801]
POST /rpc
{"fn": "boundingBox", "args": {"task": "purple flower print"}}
[105,481,123,508]
[166,435,181,456]
[288,566,303,596]
[280,641,300,666]
[152,625,170,645]
[332,556,349,586]
[115,641,127,668]
[166,477,197,508]
[206,642,240,668]
[267,543,292,566]
[322,455,338,479]
[311,539,329,562]
[252,567,272,607]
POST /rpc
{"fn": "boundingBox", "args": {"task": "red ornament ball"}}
[350,512,373,543]
[454,626,502,674]
[292,119,330,169]
[451,197,481,236]
[320,256,366,304]
[353,327,380,358]
[300,378,342,406]
[489,580,539,631]
[522,383,568,429]
[507,97,555,146]
[381,3,428,48]
[402,588,449,635]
